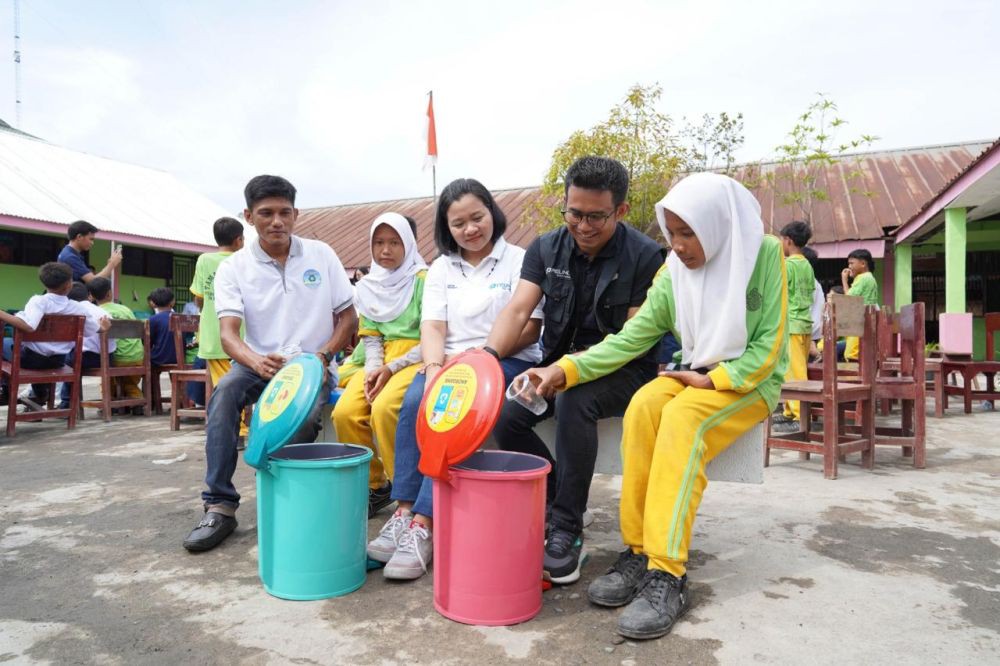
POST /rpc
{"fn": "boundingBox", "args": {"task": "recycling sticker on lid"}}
[424,363,478,433]
[259,363,305,423]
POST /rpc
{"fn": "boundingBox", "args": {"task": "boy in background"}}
[57,281,116,409]
[773,221,815,434]
[1,263,108,410]
[89,277,145,411]
[148,287,177,366]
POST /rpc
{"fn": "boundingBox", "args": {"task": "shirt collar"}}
[251,236,303,263]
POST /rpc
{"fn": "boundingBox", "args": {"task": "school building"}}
[0,119,228,315]
[295,139,998,358]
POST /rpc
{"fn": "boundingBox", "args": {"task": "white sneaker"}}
[17,391,44,412]
[582,509,594,528]
[384,521,432,580]
[367,510,411,563]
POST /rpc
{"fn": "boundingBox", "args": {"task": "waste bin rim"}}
[265,442,373,469]
[446,450,551,480]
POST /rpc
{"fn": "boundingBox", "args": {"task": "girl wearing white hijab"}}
[332,212,428,500]
[524,173,788,640]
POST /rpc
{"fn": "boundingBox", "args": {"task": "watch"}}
[321,350,335,364]
[483,346,501,360]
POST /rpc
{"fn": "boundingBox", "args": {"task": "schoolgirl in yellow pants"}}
[528,173,788,641]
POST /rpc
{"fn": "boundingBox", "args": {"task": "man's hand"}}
[659,370,715,389]
[251,352,286,380]
[108,247,124,269]
[524,365,566,399]
[364,366,393,403]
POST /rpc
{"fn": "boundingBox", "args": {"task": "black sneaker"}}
[771,420,801,435]
[588,548,649,607]
[617,570,691,640]
[368,481,394,519]
[0,387,9,406]
[544,527,584,584]
[770,413,794,426]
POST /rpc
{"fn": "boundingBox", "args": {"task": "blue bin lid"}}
[244,354,327,471]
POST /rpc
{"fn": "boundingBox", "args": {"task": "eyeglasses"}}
[560,208,614,230]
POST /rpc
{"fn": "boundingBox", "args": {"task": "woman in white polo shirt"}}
[367,178,544,581]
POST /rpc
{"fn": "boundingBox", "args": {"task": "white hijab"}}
[654,173,764,370]
[354,212,427,322]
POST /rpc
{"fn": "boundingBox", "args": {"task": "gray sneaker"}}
[618,569,690,640]
[771,419,801,435]
[588,548,649,607]
[384,521,432,580]
[367,510,411,563]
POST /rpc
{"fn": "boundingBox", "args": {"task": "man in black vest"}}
[484,156,665,584]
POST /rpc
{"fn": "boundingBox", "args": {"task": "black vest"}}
[535,224,665,366]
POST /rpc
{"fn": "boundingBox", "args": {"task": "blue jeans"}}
[201,362,328,510]
[392,357,534,518]
[60,350,101,403]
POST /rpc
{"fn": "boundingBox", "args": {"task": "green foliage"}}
[761,93,879,222]
[530,84,744,234]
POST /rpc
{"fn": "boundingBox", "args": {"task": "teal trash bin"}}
[244,355,372,601]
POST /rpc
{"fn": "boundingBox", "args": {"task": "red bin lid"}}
[416,349,504,480]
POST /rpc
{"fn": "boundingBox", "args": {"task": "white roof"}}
[0,128,229,247]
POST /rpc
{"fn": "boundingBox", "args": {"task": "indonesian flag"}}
[424,91,438,170]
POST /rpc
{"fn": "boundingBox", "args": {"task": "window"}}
[0,230,64,266]
[122,247,173,280]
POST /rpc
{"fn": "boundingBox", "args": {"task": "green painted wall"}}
[117,275,168,312]
[0,263,46,311]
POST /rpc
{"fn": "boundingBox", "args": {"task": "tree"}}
[530,85,742,234]
[757,93,879,222]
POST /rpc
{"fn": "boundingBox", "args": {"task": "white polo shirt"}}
[17,293,105,356]
[422,237,543,363]
[215,236,354,355]
[76,300,115,354]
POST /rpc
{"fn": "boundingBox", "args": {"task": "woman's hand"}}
[364,366,393,403]
[422,363,442,394]
[524,365,566,399]
[659,369,715,389]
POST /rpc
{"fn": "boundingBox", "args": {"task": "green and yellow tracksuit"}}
[555,235,788,577]
[783,253,815,420]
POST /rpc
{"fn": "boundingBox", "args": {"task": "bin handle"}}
[418,444,451,482]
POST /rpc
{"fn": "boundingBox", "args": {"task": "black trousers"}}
[493,358,657,535]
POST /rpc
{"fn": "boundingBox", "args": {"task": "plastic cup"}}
[505,374,548,415]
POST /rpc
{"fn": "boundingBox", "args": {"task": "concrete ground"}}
[1,380,998,665]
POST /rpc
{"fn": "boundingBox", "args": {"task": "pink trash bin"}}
[432,450,550,626]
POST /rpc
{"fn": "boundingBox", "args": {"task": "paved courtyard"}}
[1,382,998,665]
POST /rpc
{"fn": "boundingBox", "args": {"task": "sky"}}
[1,0,998,213]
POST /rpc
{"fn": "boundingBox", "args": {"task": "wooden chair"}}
[766,294,876,479]
[167,315,211,430]
[867,302,926,467]
[80,319,152,422]
[2,315,85,437]
[150,314,199,415]
[940,312,1000,414]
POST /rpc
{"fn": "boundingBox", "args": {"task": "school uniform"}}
[782,254,815,420]
[844,271,878,361]
[556,175,788,579]
[333,213,428,489]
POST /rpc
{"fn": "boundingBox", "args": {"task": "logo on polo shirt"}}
[303,269,322,289]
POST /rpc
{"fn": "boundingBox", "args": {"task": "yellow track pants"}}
[332,339,420,489]
[783,334,810,420]
[620,377,769,577]
[207,358,248,437]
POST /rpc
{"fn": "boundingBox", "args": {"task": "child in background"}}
[333,213,426,518]
[801,246,824,359]
[0,263,109,410]
[88,277,145,411]
[58,281,116,409]
[841,249,878,361]
[148,287,177,366]
[772,221,815,434]
[524,173,787,640]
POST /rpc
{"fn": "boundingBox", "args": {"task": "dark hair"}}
[780,221,812,249]
[148,287,175,308]
[244,175,296,210]
[38,262,72,289]
[403,215,418,240]
[67,220,99,241]
[831,285,845,295]
[434,178,508,256]
[848,248,874,272]
[563,156,630,208]
[67,281,89,302]
[88,277,113,302]
[213,217,244,246]
[801,246,819,272]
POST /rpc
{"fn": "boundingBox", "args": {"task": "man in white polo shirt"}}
[183,175,358,552]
